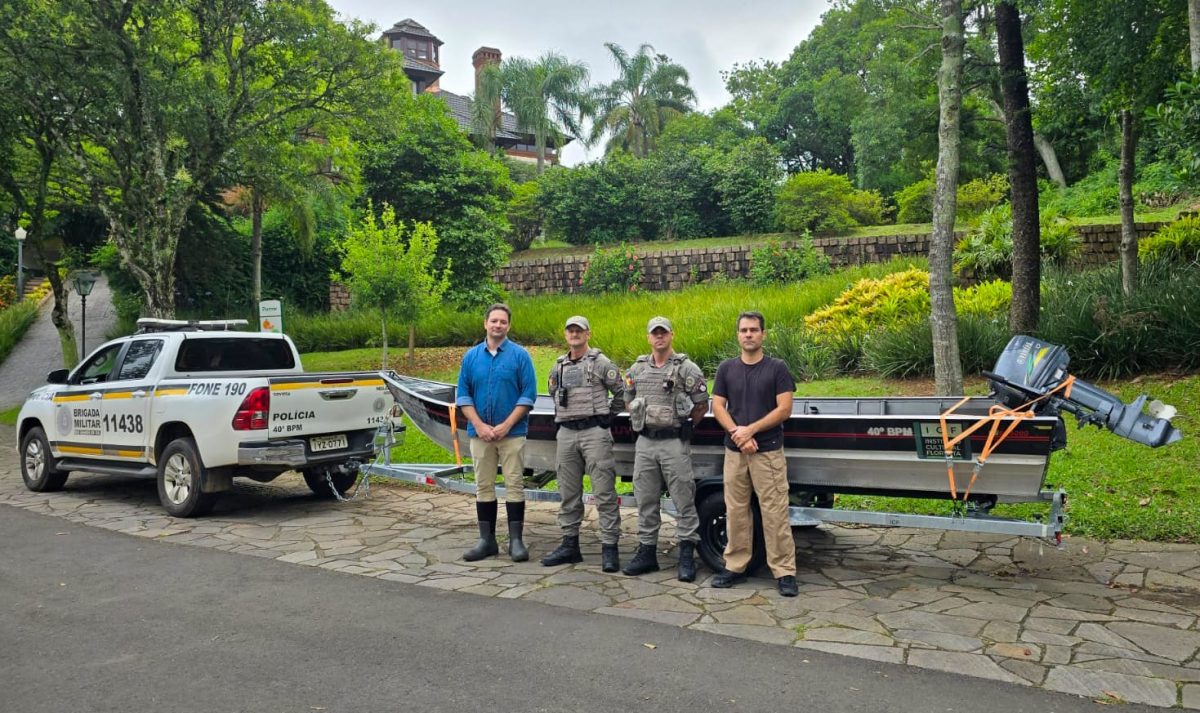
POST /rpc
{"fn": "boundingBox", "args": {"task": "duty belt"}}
[558,415,607,430]
[640,427,682,440]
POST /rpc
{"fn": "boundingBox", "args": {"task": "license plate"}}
[310,434,348,452]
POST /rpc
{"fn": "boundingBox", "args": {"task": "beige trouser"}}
[555,425,621,544]
[722,448,796,578]
[470,436,526,502]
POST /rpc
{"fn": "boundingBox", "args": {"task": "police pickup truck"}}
[16,319,392,516]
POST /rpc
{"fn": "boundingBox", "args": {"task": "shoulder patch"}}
[684,375,696,390]
[607,368,618,381]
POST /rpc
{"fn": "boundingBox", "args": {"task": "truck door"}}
[101,338,164,461]
[51,342,124,459]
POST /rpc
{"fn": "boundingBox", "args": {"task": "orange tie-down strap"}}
[939,376,1076,501]
[449,404,463,466]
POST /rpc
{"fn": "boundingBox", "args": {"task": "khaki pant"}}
[470,436,526,503]
[633,436,699,545]
[555,425,621,544]
[722,448,796,578]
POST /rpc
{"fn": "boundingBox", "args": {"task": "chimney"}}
[472,46,502,96]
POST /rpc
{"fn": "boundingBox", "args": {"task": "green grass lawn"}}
[303,344,1199,543]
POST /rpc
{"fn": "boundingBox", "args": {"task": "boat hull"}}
[384,373,1059,504]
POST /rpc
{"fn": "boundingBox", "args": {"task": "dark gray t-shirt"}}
[712,356,795,452]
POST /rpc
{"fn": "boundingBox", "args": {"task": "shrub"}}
[1037,260,1200,379]
[749,236,831,285]
[507,181,543,252]
[804,268,931,343]
[895,173,1008,224]
[955,174,1009,221]
[863,312,1009,378]
[955,279,1012,316]
[0,275,16,310]
[767,328,838,381]
[0,298,40,367]
[581,243,643,294]
[1139,215,1200,264]
[775,169,886,233]
[895,176,935,224]
[954,205,1081,280]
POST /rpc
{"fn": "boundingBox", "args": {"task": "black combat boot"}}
[506,501,528,562]
[463,500,499,562]
[677,540,697,583]
[541,535,583,566]
[622,543,660,576]
[601,544,620,573]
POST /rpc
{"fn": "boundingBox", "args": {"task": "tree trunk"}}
[1190,0,1200,71]
[1118,109,1138,296]
[380,313,388,370]
[997,0,1041,336]
[251,189,264,309]
[1033,133,1067,188]
[930,0,965,396]
[536,134,546,175]
[47,272,78,368]
[408,323,416,368]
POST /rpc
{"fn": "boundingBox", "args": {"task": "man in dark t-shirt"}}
[709,311,798,596]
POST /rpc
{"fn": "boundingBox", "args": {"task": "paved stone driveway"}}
[3,425,1199,709]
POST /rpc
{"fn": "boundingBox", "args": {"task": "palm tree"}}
[590,43,697,157]
[472,52,589,173]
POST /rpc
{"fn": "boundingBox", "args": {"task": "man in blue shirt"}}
[456,303,537,562]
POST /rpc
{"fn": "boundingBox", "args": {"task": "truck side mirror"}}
[46,369,69,384]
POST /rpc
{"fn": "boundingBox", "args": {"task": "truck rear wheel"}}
[303,467,358,498]
[696,489,767,576]
[20,426,69,492]
[158,438,217,517]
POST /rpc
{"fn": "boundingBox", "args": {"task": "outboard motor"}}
[985,335,1182,448]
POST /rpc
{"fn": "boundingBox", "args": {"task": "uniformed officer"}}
[622,316,709,582]
[541,316,626,572]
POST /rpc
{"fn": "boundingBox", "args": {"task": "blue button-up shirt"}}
[455,338,537,438]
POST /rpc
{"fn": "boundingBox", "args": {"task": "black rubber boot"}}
[506,501,528,562]
[622,543,660,576]
[541,535,583,566]
[463,500,499,562]
[677,541,697,583]
[601,544,620,573]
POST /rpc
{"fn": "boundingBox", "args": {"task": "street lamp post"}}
[14,226,26,299]
[71,271,97,360]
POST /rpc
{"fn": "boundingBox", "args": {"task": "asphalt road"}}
[0,506,1156,713]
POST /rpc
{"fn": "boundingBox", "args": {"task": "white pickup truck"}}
[16,319,393,517]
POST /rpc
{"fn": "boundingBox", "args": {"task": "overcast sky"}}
[326,0,828,164]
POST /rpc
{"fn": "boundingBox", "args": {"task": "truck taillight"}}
[232,387,270,430]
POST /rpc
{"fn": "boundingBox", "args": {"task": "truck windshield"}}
[174,338,295,372]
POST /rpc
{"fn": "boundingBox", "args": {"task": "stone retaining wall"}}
[492,221,1170,296]
[329,220,1171,306]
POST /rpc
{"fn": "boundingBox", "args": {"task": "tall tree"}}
[1191,0,1200,70]
[996,0,1040,335]
[52,0,391,317]
[0,0,98,365]
[930,0,965,396]
[1031,0,1187,296]
[476,52,590,174]
[589,43,697,157]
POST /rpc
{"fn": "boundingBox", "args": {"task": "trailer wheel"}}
[158,438,217,517]
[696,489,767,576]
[303,467,357,498]
[20,426,69,492]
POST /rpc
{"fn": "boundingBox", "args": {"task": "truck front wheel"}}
[158,438,217,517]
[696,489,767,576]
[20,426,69,492]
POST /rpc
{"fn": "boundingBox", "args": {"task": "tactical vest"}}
[630,353,689,429]
[553,348,612,422]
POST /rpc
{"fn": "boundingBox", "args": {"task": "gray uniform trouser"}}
[555,425,621,544]
[632,435,699,545]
